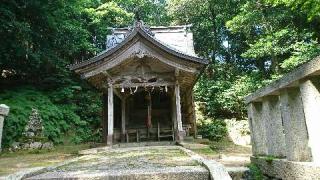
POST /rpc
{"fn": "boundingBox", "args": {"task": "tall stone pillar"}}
[107,86,114,146]
[262,96,286,157]
[0,104,10,152]
[299,79,320,164]
[247,102,267,156]
[280,88,311,161]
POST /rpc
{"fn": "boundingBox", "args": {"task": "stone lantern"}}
[0,104,10,152]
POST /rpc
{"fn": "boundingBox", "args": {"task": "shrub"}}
[197,118,227,141]
[49,85,102,143]
[0,88,76,146]
[195,64,266,119]
[0,86,101,147]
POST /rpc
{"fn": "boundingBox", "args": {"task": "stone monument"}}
[0,104,10,152]
[10,108,53,151]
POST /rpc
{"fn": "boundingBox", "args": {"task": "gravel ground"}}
[26,146,210,180]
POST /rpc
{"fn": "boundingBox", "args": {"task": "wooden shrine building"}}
[69,21,208,145]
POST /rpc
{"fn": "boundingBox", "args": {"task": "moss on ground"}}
[195,138,251,155]
[0,144,92,176]
[56,148,200,172]
[183,138,252,167]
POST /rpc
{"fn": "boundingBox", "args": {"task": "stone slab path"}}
[24,146,210,180]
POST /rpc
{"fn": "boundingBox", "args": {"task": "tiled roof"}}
[69,21,208,70]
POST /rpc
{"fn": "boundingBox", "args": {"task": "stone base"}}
[107,135,113,146]
[251,156,320,179]
[227,167,250,180]
[120,134,126,143]
[176,131,186,142]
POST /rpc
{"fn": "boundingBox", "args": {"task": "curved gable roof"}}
[69,21,208,71]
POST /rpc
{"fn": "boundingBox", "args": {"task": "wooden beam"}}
[113,82,175,88]
[102,71,113,79]
[114,88,124,100]
[100,71,124,100]
[102,85,123,100]
[175,68,180,77]
[111,72,175,83]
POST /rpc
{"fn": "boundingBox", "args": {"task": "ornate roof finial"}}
[133,7,144,28]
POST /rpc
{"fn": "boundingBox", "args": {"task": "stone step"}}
[26,166,210,180]
[113,141,176,148]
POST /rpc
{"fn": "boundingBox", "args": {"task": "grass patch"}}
[265,155,276,163]
[197,137,251,154]
[192,147,217,156]
[0,143,92,176]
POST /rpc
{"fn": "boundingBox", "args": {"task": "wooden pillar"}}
[190,91,197,137]
[175,83,184,141]
[107,86,114,146]
[171,92,177,138]
[121,98,126,142]
[102,93,108,143]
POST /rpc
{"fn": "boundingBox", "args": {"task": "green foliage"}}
[48,85,102,144]
[171,0,320,120]
[83,1,133,50]
[264,0,320,21]
[0,0,94,84]
[195,63,264,118]
[227,1,320,75]
[114,0,171,26]
[0,0,171,148]
[197,118,227,141]
[247,163,264,180]
[281,39,320,72]
[168,0,247,59]
[2,0,320,147]
[265,155,276,163]
[0,85,102,147]
[0,88,81,146]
